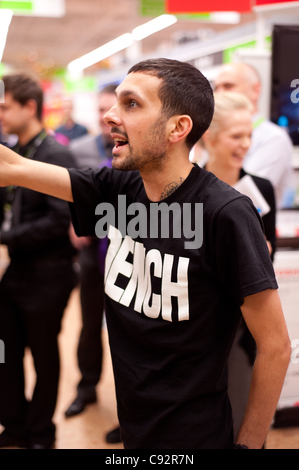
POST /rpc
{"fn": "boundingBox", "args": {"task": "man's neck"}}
[141,150,193,202]
[18,121,44,146]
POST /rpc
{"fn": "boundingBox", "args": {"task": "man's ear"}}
[168,115,193,144]
[24,99,38,119]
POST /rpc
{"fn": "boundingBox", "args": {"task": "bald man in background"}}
[214,63,293,208]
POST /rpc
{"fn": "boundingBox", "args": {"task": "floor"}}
[0,246,299,449]
[0,286,123,450]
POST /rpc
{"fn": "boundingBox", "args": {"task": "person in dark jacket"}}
[202,91,276,437]
[0,74,77,449]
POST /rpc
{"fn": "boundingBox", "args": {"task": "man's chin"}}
[112,157,130,172]
[112,154,139,172]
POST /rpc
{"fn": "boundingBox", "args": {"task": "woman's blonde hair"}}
[207,91,253,138]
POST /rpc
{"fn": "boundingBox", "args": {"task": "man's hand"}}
[0,144,73,202]
[237,289,291,449]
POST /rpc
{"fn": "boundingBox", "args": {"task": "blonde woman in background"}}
[202,92,276,438]
[202,92,276,257]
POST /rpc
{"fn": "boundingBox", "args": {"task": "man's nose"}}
[103,106,122,128]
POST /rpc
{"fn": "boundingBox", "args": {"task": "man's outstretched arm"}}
[0,144,73,202]
[237,289,291,449]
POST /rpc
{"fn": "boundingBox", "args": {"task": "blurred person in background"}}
[214,62,293,208]
[64,84,121,443]
[0,74,77,449]
[203,91,276,437]
[55,98,88,144]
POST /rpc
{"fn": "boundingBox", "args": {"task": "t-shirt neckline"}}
[138,163,201,208]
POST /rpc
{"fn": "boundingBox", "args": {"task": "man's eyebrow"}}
[116,89,143,101]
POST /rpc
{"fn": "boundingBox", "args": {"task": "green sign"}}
[223,36,272,63]
[50,69,98,93]
[65,76,98,94]
[0,1,33,13]
[140,0,165,16]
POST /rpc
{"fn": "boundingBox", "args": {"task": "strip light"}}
[68,33,134,74]
[0,9,13,63]
[132,14,178,41]
[68,14,178,74]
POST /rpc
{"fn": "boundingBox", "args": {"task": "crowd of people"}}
[0,58,293,449]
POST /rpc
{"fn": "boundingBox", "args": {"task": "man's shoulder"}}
[198,167,245,207]
[184,167,251,227]
[37,135,75,168]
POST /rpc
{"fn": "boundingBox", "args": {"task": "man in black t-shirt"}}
[0,59,291,449]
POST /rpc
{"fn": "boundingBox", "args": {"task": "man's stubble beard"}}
[112,114,168,173]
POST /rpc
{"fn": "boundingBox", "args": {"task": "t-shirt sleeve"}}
[213,195,278,306]
[68,167,113,237]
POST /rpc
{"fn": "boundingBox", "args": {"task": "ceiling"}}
[1,0,256,78]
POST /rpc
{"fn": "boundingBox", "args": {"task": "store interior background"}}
[1,0,299,449]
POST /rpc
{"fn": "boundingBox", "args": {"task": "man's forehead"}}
[215,68,240,85]
[116,72,162,100]
[0,92,15,105]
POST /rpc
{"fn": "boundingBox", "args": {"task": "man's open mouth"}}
[114,138,129,148]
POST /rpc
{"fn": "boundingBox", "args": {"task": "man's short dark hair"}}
[128,58,214,150]
[1,74,44,121]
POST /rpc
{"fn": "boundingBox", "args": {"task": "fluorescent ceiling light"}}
[132,14,178,41]
[4,0,65,18]
[33,0,66,18]
[67,14,177,73]
[210,12,240,24]
[68,33,134,73]
[0,9,13,63]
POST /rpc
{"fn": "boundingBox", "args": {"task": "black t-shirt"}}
[68,164,278,449]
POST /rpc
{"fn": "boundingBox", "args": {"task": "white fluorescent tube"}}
[67,14,178,73]
[68,33,134,73]
[132,14,178,41]
[0,9,13,63]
